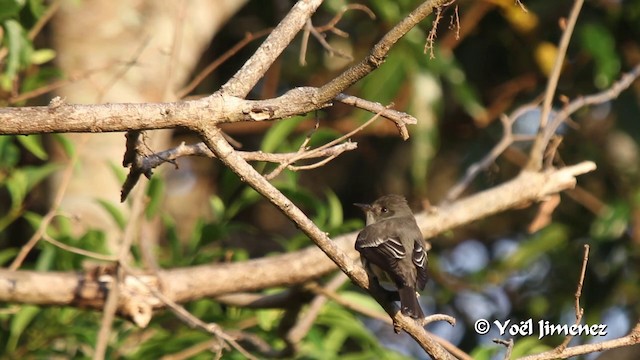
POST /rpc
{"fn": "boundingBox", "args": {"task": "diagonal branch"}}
[220,0,324,98]
[197,126,456,359]
[527,0,584,170]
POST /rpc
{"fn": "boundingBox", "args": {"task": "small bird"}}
[354,194,428,319]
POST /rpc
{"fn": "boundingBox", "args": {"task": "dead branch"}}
[527,0,584,170]
[517,323,640,360]
[444,62,640,203]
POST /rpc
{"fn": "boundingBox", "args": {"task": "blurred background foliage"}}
[1,0,640,358]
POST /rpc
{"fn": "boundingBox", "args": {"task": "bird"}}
[354,194,428,319]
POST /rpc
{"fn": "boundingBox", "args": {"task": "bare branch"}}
[443,113,533,203]
[527,0,584,170]
[120,263,258,360]
[221,0,324,98]
[335,93,417,140]
[0,161,597,310]
[265,105,386,180]
[517,322,640,360]
[121,140,357,183]
[444,61,640,203]
[95,188,147,360]
[177,28,272,99]
[494,338,515,360]
[199,124,455,359]
[555,244,590,351]
[315,4,376,34]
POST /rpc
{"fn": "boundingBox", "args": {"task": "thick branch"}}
[0,162,596,308]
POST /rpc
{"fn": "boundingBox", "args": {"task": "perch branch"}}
[0,161,597,313]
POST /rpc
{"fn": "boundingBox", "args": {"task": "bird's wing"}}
[413,239,428,290]
[356,225,409,286]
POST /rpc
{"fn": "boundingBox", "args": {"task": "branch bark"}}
[0,160,596,357]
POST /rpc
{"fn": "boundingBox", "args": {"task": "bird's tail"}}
[398,286,424,319]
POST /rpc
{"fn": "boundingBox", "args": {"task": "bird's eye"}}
[381,207,388,213]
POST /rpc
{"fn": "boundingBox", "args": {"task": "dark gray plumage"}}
[354,194,428,319]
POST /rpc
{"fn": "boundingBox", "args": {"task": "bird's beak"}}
[353,203,372,212]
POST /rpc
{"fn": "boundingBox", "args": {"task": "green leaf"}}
[337,291,386,315]
[28,0,46,18]
[6,305,40,353]
[590,202,629,241]
[470,345,501,360]
[261,116,307,153]
[35,241,56,271]
[357,50,407,108]
[209,194,226,222]
[0,136,20,168]
[2,19,32,90]
[0,248,18,266]
[325,189,343,229]
[6,169,28,208]
[6,164,59,209]
[22,210,43,230]
[96,199,126,230]
[145,176,164,219]
[0,0,24,21]
[108,160,127,183]
[51,133,76,158]
[430,48,485,120]
[579,23,620,89]
[510,336,552,357]
[409,71,441,193]
[30,48,56,65]
[256,309,283,331]
[225,186,262,220]
[501,224,569,270]
[16,135,48,160]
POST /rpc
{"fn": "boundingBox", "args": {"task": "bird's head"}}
[354,194,412,224]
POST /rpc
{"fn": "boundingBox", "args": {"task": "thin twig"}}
[306,281,470,360]
[555,244,590,351]
[42,231,117,262]
[315,4,376,33]
[94,188,147,360]
[119,263,258,360]
[299,21,312,66]
[445,60,640,203]
[264,107,386,180]
[284,273,349,353]
[494,338,514,360]
[8,64,116,104]
[307,22,353,60]
[28,0,62,40]
[178,28,272,98]
[95,36,152,103]
[9,145,78,270]
[518,322,640,360]
[221,0,325,98]
[443,113,534,203]
[527,0,584,170]
[335,93,417,140]
[162,0,187,101]
[541,62,640,151]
